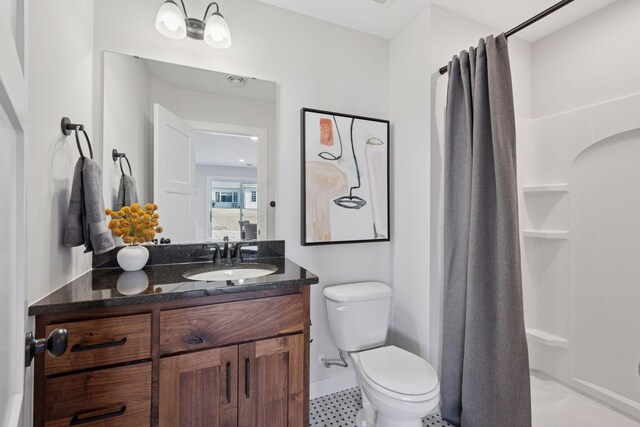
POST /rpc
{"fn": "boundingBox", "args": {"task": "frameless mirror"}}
[102,52,276,243]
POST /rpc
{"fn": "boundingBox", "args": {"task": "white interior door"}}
[0,1,27,425]
[153,104,195,243]
[0,97,24,427]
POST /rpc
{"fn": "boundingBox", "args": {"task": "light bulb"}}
[156,0,187,40]
[204,13,231,48]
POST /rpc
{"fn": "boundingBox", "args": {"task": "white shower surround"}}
[519,93,640,420]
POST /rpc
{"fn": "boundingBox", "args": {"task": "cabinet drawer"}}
[45,363,151,427]
[160,294,304,355]
[45,314,151,375]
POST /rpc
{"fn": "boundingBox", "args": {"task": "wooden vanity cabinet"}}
[238,334,305,427]
[158,334,305,427]
[34,287,310,427]
[159,346,239,427]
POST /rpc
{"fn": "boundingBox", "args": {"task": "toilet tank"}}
[323,282,392,352]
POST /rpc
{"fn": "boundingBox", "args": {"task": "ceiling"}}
[194,131,259,167]
[143,57,276,102]
[255,0,617,42]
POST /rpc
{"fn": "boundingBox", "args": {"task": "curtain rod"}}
[438,0,575,75]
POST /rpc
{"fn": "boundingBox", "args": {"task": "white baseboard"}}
[310,369,358,399]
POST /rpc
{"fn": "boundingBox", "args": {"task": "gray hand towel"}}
[115,174,139,211]
[63,158,85,248]
[63,157,115,254]
[82,157,115,254]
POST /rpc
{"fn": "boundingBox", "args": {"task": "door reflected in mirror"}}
[102,51,276,243]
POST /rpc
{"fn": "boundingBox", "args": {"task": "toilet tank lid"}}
[323,282,392,302]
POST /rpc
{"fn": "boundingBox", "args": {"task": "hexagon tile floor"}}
[309,387,452,427]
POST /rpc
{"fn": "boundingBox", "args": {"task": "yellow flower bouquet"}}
[105,203,163,245]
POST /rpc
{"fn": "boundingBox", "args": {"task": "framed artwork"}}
[301,108,390,246]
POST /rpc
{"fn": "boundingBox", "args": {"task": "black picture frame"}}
[301,108,390,246]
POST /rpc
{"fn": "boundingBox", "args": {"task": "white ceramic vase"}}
[117,245,149,272]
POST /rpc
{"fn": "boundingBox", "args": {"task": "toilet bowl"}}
[351,346,440,427]
[323,282,441,427]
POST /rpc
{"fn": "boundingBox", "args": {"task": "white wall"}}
[23,1,93,425]
[532,0,640,118]
[93,0,390,389]
[26,0,94,304]
[389,5,532,371]
[389,7,432,363]
[103,52,152,208]
[194,164,257,242]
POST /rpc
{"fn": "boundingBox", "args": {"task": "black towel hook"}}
[112,149,132,176]
[61,117,93,159]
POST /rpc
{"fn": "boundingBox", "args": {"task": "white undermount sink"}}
[183,263,277,282]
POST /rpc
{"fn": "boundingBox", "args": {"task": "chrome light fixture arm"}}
[177,0,189,18]
[202,2,222,21]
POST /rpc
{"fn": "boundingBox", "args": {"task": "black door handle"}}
[71,337,127,352]
[25,329,68,367]
[70,406,127,425]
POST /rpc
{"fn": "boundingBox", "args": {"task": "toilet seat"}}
[353,346,440,402]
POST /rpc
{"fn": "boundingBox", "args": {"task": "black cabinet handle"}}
[226,362,232,403]
[71,337,127,352]
[245,358,250,398]
[70,406,126,425]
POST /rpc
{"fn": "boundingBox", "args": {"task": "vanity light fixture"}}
[155,0,231,48]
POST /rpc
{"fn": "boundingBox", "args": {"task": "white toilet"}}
[324,282,440,427]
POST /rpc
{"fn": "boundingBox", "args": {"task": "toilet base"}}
[355,409,369,427]
[355,409,424,427]
[376,414,423,427]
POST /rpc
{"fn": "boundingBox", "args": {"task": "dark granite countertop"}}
[29,256,318,316]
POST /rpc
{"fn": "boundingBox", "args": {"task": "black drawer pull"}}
[71,337,127,352]
[70,406,126,425]
[245,358,250,398]
[226,362,231,403]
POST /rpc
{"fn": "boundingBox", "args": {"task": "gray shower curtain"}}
[440,34,531,426]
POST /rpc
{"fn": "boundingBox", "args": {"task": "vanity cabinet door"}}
[238,334,304,427]
[159,345,238,427]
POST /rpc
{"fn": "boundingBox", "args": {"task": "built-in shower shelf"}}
[522,183,570,194]
[526,329,570,349]
[523,229,570,239]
